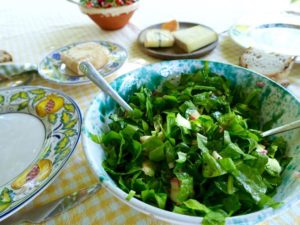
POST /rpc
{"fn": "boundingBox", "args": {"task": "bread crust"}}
[239,47,295,86]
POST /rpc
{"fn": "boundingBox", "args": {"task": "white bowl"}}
[82,60,300,225]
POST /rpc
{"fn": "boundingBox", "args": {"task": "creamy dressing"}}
[0,113,45,186]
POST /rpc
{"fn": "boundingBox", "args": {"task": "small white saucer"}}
[38,40,128,85]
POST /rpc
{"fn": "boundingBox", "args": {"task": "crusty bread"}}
[61,42,109,76]
[239,48,295,86]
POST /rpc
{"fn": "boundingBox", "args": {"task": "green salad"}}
[100,66,291,224]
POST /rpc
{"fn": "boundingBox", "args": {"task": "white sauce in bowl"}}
[0,113,45,186]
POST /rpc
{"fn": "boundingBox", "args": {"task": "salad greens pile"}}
[101,66,291,224]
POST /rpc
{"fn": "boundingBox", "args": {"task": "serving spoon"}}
[66,0,81,6]
[79,61,133,111]
[261,119,300,137]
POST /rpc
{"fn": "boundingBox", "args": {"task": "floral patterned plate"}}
[0,86,82,221]
[38,40,128,85]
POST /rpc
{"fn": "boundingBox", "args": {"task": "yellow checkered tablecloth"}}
[1,0,300,224]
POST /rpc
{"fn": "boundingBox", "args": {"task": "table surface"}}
[1,0,300,224]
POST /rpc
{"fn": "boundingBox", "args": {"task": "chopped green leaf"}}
[183,199,210,214]
[125,190,136,201]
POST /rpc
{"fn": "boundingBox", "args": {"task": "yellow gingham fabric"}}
[1,0,300,224]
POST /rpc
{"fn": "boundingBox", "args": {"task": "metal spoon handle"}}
[261,119,300,137]
[79,61,133,111]
[66,0,81,6]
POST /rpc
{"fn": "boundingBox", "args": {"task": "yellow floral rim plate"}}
[0,86,82,221]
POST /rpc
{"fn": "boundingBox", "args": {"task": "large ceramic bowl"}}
[82,60,300,225]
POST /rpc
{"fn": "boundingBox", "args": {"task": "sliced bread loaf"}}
[239,48,295,86]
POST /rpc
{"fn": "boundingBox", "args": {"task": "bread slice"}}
[173,25,218,53]
[61,42,109,76]
[161,20,179,32]
[239,48,295,86]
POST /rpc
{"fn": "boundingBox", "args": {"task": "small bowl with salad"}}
[82,60,300,225]
[79,0,139,30]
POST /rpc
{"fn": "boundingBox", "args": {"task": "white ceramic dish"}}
[0,86,82,221]
[229,12,300,58]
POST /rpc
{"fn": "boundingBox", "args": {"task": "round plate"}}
[38,40,128,85]
[137,22,218,60]
[0,86,81,221]
[229,12,300,56]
